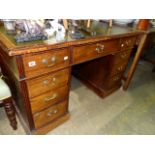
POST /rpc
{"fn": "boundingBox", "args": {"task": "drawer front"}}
[105,74,122,89]
[120,36,136,50]
[26,68,70,98]
[110,62,128,76]
[112,50,132,65]
[23,48,70,77]
[73,39,120,64]
[33,100,68,128]
[30,85,69,114]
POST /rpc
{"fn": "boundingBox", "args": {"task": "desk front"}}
[0,21,143,134]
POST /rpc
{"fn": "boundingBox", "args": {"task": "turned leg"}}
[3,97,17,130]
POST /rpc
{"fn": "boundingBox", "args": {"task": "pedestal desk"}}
[0,21,144,134]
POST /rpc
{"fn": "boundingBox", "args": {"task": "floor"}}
[0,60,155,135]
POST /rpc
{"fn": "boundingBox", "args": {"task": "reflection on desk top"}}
[0,20,143,56]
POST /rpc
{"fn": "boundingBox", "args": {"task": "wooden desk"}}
[0,21,144,134]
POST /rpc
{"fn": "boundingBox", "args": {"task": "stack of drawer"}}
[22,48,71,131]
[104,36,136,89]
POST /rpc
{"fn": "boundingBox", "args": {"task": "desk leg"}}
[123,33,147,91]
[4,97,17,130]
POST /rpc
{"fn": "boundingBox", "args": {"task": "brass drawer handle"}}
[46,109,58,117]
[120,54,127,59]
[121,40,132,48]
[95,47,100,52]
[44,93,58,102]
[121,43,124,47]
[42,56,56,67]
[43,77,56,85]
[52,77,56,82]
[126,40,132,46]
[43,80,49,85]
[99,45,105,51]
[117,66,123,71]
[113,76,120,81]
[46,63,55,67]
[95,44,105,53]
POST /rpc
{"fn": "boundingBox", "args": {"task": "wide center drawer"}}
[23,48,70,78]
[72,39,120,64]
[33,100,68,128]
[26,68,70,98]
[30,85,69,114]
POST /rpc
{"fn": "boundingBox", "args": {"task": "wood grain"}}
[30,85,69,114]
[72,39,120,64]
[33,100,68,128]
[26,68,70,98]
[23,48,71,78]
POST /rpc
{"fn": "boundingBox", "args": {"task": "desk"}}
[0,21,144,134]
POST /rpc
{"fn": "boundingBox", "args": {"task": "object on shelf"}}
[113,19,135,25]
[137,19,150,30]
[150,19,155,27]
[15,33,47,43]
[109,19,113,27]
[43,19,66,42]
[13,19,46,42]
[14,19,47,42]
[69,31,84,39]
[15,19,45,35]
[3,19,16,34]
[2,19,66,43]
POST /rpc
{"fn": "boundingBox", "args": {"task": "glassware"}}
[3,19,15,34]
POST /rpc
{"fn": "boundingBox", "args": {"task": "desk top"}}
[0,20,143,56]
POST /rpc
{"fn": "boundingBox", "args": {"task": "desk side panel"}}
[0,50,33,132]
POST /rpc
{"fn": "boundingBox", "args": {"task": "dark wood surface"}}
[33,100,68,128]
[22,48,71,78]
[72,39,120,64]
[26,68,70,98]
[0,21,145,134]
[30,85,69,114]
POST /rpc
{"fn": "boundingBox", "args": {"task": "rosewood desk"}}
[0,21,145,134]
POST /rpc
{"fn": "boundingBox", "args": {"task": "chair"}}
[0,76,17,130]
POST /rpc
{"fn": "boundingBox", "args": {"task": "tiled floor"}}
[0,60,155,135]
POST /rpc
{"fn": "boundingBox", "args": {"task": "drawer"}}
[30,85,69,114]
[23,48,70,77]
[104,74,122,89]
[110,62,128,76]
[120,36,136,50]
[26,68,70,98]
[33,100,68,128]
[112,50,132,65]
[72,39,120,64]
